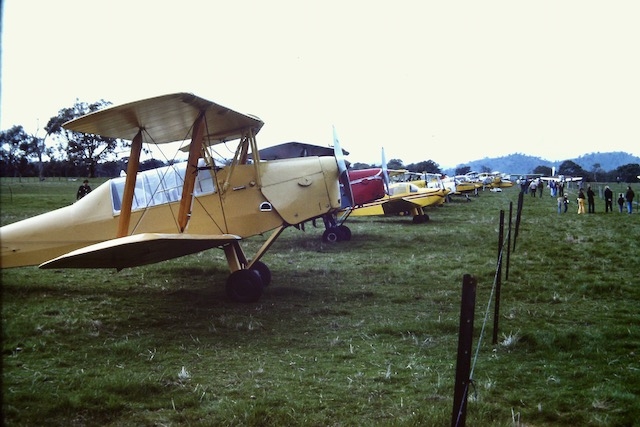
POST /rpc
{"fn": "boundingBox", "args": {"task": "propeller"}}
[381,147,391,195]
[333,126,354,209]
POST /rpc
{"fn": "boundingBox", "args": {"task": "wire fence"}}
[451,198,517,427]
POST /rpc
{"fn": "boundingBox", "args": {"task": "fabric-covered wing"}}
[63,93,264,144]
[381,198,423,215]
[39,233,241,270]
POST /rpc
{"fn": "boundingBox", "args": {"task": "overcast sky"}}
[2,0,639,168]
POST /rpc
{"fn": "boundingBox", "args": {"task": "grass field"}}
[2,178,639,426]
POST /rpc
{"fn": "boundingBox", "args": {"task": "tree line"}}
[0,99,131,179]
[2,99,639,182]
[352,158,640,183]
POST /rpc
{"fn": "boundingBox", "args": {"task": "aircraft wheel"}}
[338,225,352,241]
[322,227,341,243]
[412,215,429,224]
[226,270,264,303]
[250,260,272,287]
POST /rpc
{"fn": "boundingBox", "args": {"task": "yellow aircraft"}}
[349,182,446,223]
[398,171,454,199]
[347,149,446,223]
[441,175,479,199]
[476,172,514,189]
[0,93,351,302]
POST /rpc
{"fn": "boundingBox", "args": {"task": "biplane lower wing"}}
[40,233,241,270]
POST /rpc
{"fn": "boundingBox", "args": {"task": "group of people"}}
[558,184,635,214]
[526,178,546,198]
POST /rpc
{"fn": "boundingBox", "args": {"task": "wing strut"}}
[177,112,206,232]
[117,129,143,238]
[223,225,286,272]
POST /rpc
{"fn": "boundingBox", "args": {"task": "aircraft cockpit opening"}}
[109,161,217,214]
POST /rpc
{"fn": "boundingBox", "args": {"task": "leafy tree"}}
[590,163,604,182]
[533,165,553,176]
[20,131,51,180]
[46,99,126,178]
[406,160,441,174]
[351,162,373,170]
[611,163,640,183]
[558,160,586,178]
[386,158,404,170]
[0,125,29,178]
[455,165,471,175]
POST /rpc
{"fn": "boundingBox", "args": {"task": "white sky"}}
[2,0,639,168]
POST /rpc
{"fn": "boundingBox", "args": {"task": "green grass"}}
[2,179,640,426]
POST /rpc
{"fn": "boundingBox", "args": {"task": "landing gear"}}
[224,261,272,303]
[412,214,430,224]
[223,234,282,302]
[322,225,351,243]
[226,269,264,303]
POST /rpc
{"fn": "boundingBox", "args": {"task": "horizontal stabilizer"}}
[39,233,241,270]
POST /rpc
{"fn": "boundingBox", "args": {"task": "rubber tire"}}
[250,260,272,287]
[338,225,352,241]
[226,270,264,303]
[322,227,341,243]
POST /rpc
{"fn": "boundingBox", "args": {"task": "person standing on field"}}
[557,194,563,214]
[76,179,92,200]
[529,179,537,197]
[557,194,569,214]
[577,188,586,214]
[604,185,613,212]
[587,185,595,213]
[626,186,635,214]
[537,179,544,198]
[617,193,625,213]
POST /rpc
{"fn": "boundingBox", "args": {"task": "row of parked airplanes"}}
[0,93,513,302]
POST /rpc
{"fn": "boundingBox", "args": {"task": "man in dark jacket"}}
[76,180,92,200]
[626,186,635,214]
[587,186,595,213]
[604,185,613,212]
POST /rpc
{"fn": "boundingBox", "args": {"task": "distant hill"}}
[443,151,640,175]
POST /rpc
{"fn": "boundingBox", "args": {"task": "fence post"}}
[451,274,477,427]
[492,210,504,345]
[513,191,524,251]
[506,201,513,280]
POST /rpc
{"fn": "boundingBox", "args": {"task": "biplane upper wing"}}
[40,233,241,270]
[63,92,264,144]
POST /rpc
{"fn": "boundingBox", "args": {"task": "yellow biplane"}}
[0,93,352,302]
